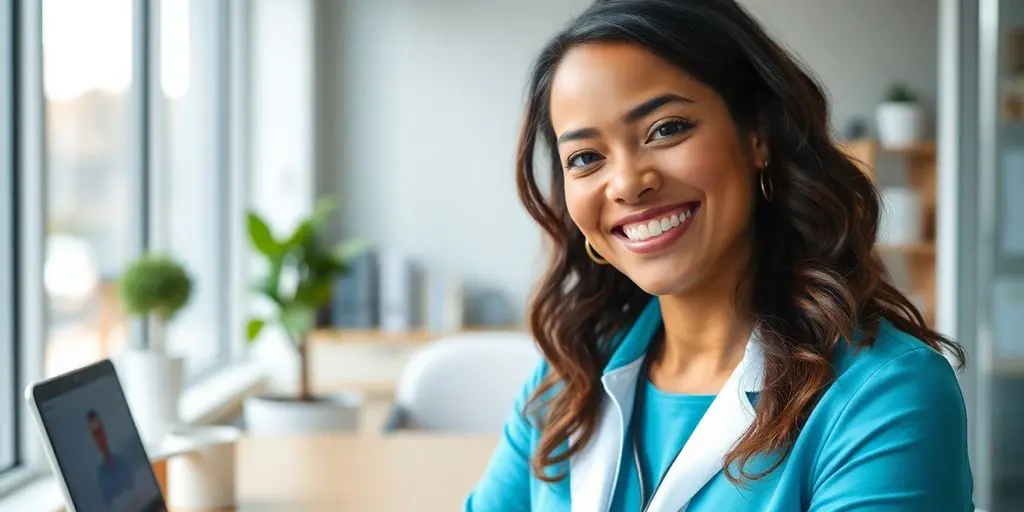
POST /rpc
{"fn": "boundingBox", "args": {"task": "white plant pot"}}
[243,394,362,436]
[878,187,921,245]
[115,350,183,446]
[876,102,924,149]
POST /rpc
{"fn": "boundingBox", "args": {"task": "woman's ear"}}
[749,112,771,169]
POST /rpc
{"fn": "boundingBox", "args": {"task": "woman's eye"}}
[649,119,694,141]
[567,151,602,170]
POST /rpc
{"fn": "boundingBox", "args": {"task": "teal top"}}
[463,298,975,511]
[609,381,714,510]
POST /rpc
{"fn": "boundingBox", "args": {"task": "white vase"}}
[878,187,921,245]
[115,349,183,446]
[243,393,362,436]
[876,102,924,149]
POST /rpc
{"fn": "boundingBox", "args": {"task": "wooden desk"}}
[165,434,498,511]
[308,326,526,402]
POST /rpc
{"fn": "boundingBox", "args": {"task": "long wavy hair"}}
[516,0,965,483]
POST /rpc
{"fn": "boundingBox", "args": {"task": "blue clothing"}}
[609,382,714,510]
[464,298,974,511]
[97,453,134,505]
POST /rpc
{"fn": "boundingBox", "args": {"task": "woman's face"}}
[549,42,768,296]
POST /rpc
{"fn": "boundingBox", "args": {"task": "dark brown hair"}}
[515,0,964,483]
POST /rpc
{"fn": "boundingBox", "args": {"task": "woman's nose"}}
[605,156,661,204]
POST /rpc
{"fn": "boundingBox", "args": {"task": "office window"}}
[155,0,231,379]
[0,0,15,474]
[41,0,136,377]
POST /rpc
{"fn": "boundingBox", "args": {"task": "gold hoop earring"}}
[759,162,774,202]
[584,239,608,265]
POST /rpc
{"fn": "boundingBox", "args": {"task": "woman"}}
[465,0,974,511]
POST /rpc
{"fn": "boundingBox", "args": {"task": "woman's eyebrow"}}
[622,93,693,123]
[556,93,694,145]
[557,127,599,145]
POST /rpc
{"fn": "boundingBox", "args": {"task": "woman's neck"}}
[650,297,751,394]
[650,242,754,395]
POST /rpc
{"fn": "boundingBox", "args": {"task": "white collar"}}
[569,329,764,512]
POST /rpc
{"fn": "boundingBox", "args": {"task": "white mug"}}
[163,425,242,509]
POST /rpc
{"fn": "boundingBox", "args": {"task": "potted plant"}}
[117,254,193,445]
[876,82,924,149]
[243,197,367,435]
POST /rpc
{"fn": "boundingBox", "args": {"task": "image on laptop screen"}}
[36,366,165,512]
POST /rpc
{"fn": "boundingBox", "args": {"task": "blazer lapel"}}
[569,359,643,512]
[570,298,663,512]
[645,335,765,512]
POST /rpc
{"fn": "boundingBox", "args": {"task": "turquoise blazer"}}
[464,298,974,511]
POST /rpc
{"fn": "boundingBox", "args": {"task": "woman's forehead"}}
[548,43,712,130]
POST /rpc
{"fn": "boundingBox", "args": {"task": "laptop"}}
[25,359,168,512]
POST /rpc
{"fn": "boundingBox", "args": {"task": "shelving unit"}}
[840,139,938,327]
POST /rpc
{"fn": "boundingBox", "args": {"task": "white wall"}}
[743,0,939,138]
[318,0,940,321]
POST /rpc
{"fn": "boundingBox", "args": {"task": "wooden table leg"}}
[153,459,168,497]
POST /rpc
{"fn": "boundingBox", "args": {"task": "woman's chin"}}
[626,268,701,297]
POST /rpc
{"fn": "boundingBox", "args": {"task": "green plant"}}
[246,196,366,401]
[884,82,918,103]
[119,255,193,352]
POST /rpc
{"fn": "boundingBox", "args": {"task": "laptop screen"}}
[34,360,166,512]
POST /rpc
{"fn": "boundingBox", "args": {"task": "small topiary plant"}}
[119,254,193,352]
[885,82,918,103]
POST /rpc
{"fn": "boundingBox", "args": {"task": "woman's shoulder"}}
[816,319,966,427]
[514,358,556,420]
[522,358,552,394]
[802,320,973,505]
[830,319,959,388]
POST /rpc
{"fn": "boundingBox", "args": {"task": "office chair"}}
[385,331,540,434]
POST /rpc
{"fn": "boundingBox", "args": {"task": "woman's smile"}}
[612,201,701,255]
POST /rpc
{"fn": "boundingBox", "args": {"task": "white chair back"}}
[393,331,541,434]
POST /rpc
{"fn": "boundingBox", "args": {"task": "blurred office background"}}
[0,0,1022,510]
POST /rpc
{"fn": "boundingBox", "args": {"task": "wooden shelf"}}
[310,325,526,345]
[838,139,877,177]
[884,141,936,158]
[877,243,937,257]
[839,139,936,181]
[842,138,939,328]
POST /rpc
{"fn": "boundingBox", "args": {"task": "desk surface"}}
[172,434,498,512]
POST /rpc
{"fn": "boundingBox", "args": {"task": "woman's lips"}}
[613,203,700,255]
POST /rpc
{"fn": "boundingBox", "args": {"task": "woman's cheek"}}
[653,138,729,190]
[564,182,602,235]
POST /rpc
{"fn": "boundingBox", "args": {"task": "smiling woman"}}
[465,1,974,511]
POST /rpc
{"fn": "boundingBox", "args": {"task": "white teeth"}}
[623,208,697,242]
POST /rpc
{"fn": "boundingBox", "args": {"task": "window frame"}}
[147,0,241,383]
[226,0,250,362]
[8,0,49,490]
[0,0,17,478]
[31,0,244,385]
[1,0,251,495]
